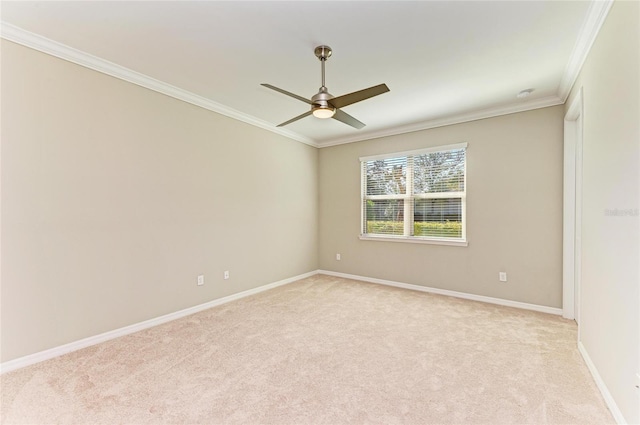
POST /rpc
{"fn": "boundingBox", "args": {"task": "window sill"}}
[359,235,468,247]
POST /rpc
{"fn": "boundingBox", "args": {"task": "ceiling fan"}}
[261,45,390,130]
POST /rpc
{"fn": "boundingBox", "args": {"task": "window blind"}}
[361,143,467,241]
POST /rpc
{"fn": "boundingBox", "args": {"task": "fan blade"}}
[261,84,312,105]
[277,110,313,127]
[329,84,390,109]
[332,109,365,129]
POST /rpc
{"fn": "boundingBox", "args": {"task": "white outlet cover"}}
[499,272,507,282]
[197,275,204,286]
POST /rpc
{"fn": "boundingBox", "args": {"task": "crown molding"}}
[0,22,318,148]
[557,0,614,102]
[1,0,612,150]
[320,0,614,149]
[316,95,564,148]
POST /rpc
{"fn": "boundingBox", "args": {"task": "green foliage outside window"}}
[366,220,462,237]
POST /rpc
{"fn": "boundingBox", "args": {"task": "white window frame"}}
[359,142,468,247]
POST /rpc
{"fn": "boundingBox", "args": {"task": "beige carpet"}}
[1,274,613,424]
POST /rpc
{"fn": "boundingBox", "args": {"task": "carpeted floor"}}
[1,274,614,424]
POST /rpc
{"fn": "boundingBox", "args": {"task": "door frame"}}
[563,87,584,329]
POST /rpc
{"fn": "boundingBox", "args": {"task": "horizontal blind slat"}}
[364,156,407,196]
[361,145,466,240]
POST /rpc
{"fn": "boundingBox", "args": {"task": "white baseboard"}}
[0,269,566,374]
[578,341,627,424]
[0,270,319,374]
[318,270,563,316]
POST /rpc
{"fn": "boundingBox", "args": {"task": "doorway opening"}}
[563,88,583,335]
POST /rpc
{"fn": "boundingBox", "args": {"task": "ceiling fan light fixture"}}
[312,106,336,119]
[261,45,389,129]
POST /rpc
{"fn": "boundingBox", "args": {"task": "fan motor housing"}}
[311,88,334,109]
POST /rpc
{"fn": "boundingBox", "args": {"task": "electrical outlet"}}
[224,270,230,280]
[499,272,507,282]
[336,253,341,261]
[197,275,204,286]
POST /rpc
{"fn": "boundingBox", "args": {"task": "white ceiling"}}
[2,1,602,147]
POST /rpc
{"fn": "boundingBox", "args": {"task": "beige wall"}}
[565,1,639,422]
[319,106,564,308]
[0,40,319,362]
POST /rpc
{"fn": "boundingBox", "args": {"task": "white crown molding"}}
[319,270,563,316]
[557,0,614,102]
[316,95,563,148]
[1,0,613,150]
[0,22,318,148]
[315,0,613,148]
[0,270,319,374]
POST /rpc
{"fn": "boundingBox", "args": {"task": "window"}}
[360,143,467,246]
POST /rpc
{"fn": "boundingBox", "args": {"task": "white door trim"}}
[563,88,584,325]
